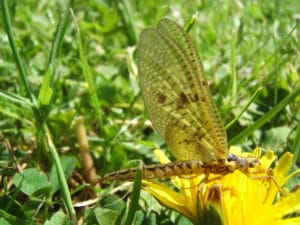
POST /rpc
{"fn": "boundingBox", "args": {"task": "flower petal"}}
[273,189,300,216]
[154,149,171,164]
[274,152,294,186]
[142,180,196,221]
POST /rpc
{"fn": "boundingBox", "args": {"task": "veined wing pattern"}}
[137,18,227,163]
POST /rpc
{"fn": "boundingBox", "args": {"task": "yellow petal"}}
[142,180,196,221]
[153,149,171,164]
[273,189,300,215]
[274,151,294,186]
[259,149,276,169]
[280,217,300,225]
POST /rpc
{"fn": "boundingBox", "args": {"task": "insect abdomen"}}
[101,160,233,182]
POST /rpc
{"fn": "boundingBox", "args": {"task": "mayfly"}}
[102,18,260,182]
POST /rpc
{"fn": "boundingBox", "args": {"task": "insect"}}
[102,18,260,182]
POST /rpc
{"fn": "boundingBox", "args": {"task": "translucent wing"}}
[137,18,228,162]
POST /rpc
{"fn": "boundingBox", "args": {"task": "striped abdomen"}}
[101,155,260,182]
[102,160,234,182]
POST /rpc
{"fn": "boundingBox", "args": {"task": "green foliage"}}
[45,211,71,225]
[0,0,299,224]
[13,168,51,195]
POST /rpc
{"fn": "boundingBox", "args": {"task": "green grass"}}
[0,0,299,224]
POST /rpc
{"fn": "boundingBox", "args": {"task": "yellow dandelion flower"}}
[142,148,300,225]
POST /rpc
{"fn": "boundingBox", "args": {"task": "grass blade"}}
[291,122,300,168]
[1,0,33,101]
[225,87,263,130]
[229,85,300,145]
[71,9,105,136]
[124,166,142,225]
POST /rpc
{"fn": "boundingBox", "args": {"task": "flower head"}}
[142,147,300,225]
